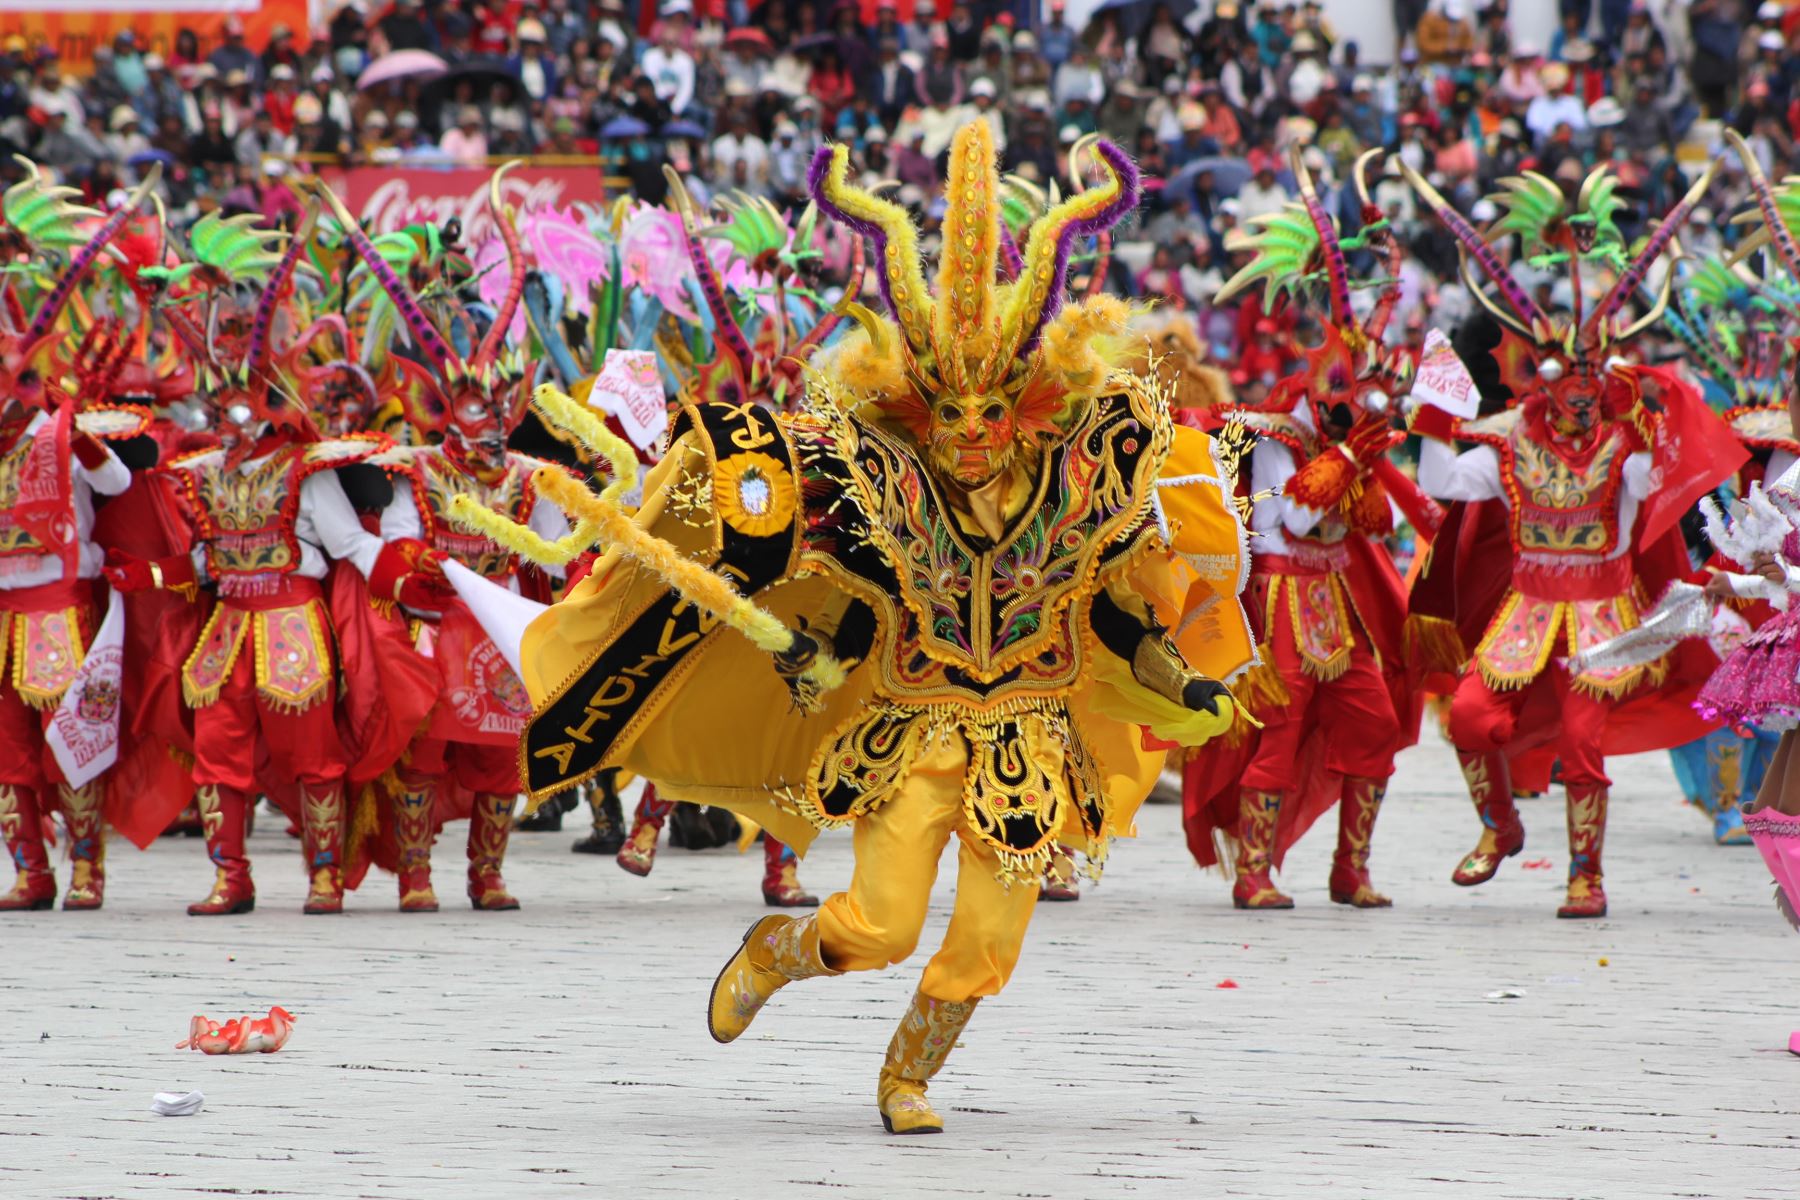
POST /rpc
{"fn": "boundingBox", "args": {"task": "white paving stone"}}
[2,737,1796,1200]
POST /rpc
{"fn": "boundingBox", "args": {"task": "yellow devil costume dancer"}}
[458,125,1251,1134]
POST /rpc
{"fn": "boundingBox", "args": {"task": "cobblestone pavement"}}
[2,739,1796,1200]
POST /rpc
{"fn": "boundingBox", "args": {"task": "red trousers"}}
[1242,598,1399,794]
[0,681,64,789]
[192,652,347,791]
[1446,668,1613,789]
[400,737,519,794]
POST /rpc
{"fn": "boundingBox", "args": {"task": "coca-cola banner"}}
[315,165,608,246]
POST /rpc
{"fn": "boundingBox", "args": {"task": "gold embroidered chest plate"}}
[414,452,536,577]
[186,452,305,578]
[1506,422,1629,556]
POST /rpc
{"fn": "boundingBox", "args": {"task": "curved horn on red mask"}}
[1587,158,1717,340]
[246,203,317,374]
[1401,160,1550,338]
[300,174,455,371]
[1290,146,1350,326]
[1728,129,1800,282]
[475,160,526,368]
[663,164,753,387]
[793,228,865,358]
[24,162,161,347]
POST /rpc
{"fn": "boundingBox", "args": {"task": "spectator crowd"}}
[2,0,1798,395]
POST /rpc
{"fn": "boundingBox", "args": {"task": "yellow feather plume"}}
[1037,293,1136,394]
[934,122,1001,389]
[815,327,907,401]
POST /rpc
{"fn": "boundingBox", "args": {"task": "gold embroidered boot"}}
[1231,788,1293,909]
[188,785,255,916]
[1558,786,1609,919]
[1451,750,1525,885]
[59,782,106,910]
[394,782,439,913]
[0,784,55,911]
[1328,776,1391,908]
[877,989,979,1135]
[707,913,840,1044]
[301,783,346,914]
[467,793,521,910]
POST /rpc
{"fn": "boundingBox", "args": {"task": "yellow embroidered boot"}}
[877,989,979,1135]
[394,782,439,913]
[301,783,346,914]
[467,793,521,910]
[1328,776,1391,908]
[1231,788,1293,909]
[707,913,840,1044]
[59,782,107,910]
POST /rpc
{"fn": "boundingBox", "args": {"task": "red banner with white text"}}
[314,165,607,246]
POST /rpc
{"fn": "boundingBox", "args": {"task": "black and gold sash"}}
[520,401,800,798]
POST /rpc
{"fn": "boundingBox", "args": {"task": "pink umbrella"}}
[357,49,449,91]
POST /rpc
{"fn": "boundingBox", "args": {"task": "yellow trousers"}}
[816,732,1042,1003]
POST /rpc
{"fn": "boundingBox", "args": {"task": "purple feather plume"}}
[998,222,1023,282]
[1020,138,1141,352]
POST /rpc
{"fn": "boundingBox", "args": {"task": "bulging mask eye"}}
[1538,359,1565,382]
[982,403,1006,423]
[936,403,960,423]
[226,403,253,425]
[460,401,487,422]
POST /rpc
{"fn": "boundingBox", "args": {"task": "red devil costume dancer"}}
[0,168,156,911]
[1402,162,1737,918]
[108,204,434,917]
[311,171,561,912]
[1184,150,1437,909]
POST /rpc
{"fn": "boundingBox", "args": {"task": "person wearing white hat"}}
[308,62,353,132]
[967,76,1007,153]
[104,104,150,169]
[514,19,555,102]
[1587,96,1625,128]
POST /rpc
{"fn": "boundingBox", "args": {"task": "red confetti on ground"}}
[1216,979,1239,989]
[1521,859,1554,869]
